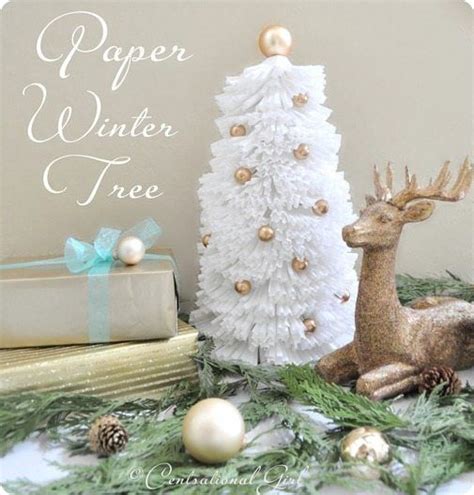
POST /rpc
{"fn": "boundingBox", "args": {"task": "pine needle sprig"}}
[280,364,406,430]
[396,273,474,305]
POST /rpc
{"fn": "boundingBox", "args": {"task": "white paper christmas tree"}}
[191,27,358,365]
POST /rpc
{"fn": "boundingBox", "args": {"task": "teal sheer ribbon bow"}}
[64,217,162,273]
[0,218,176,343]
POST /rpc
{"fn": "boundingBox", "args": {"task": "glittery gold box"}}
[0,320,198,399]
[0,248,178,348]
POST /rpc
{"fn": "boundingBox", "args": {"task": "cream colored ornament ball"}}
[182,398,245,464]
[116,236,145,265]
[258,25,292,57]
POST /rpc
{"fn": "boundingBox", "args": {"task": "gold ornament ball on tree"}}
[230,124,247,137]
[335,291,351,303]
[182,398,245,464]
[292,257,308,272]
[201,234,211,248]
[292,93,309,107]
[234,280,252,295]
[312,199,329,216]
[303,318,317,333]
[258,225,275,242]
[293,144,310,160]
[234,167,252,184]
[89,415,128,457]
[258,25,292,57]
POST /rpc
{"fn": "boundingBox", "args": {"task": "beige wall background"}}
[1,0,472,309]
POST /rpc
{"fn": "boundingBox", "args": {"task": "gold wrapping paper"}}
[0,248,178,348]
[0,320,198,399]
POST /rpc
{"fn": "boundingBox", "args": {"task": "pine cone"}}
[418,366,462,396]
[89,415,128,456]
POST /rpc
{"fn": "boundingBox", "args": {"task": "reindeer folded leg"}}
[356,363,420,400]
[315,342,359,384]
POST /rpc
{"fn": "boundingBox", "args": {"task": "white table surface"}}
[1,370,473,495]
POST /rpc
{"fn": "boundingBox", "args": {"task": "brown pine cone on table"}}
[89,415,129,456]
[418,366,462,396]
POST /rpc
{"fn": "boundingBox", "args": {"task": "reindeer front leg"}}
[315,342,359,384]
[356,363,420,400]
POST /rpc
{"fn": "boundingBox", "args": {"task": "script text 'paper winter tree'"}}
[191,26,358,364]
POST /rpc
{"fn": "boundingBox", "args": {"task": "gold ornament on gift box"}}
[182,398,245,464]
[340,427,391,479]
[316,159,474,401]
[230,124,247,137]
[312,199,329,216]
[258,25,292,57]
[292,93,309,107]
[201,234,211,247]
[303,318,317,333]
[293,144,310,160]
[89,415,128,456]
[234,167,252,184]
[292,257,308,272]
[258,225,275,242]
[235,280,252,295]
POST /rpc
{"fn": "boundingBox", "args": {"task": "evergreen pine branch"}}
[396,273,474,305]
[280,364,406,430]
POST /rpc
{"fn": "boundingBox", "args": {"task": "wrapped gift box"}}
[0,248,178,348]
[0,320,198,399]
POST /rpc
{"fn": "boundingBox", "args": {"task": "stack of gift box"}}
[0,219,198,399]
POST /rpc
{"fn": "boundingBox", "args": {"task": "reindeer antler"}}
[390,158,473,208]
[373,163,394,201]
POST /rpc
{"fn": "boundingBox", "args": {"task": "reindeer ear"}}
[402,200,435,223]
[365,195,377,206]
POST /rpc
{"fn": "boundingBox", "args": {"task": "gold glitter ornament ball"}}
[201,234,211,248]
[230,124,246,137]
[312,199,329,216]
[234,167,252,184]
[292,93,309,107]
[340,427,392,478]
[293,144,310,160]
[303,318,317,333]
[182,398,245,464]
[234,280,252,295]
[258,225,275,242]
[258,25,292,57]
[292,257,308,272]
[336,291,351,303]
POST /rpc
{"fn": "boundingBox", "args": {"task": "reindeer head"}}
[342,158,472,250]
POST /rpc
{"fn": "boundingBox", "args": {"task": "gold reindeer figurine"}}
[316,159,474,400]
